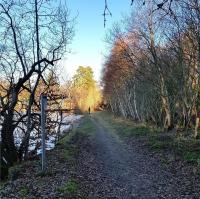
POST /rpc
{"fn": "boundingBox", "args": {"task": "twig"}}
[103,0,112,27]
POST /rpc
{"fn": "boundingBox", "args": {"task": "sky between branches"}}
[62,0,132,82]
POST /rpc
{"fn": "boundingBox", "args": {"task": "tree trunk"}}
[1,86,20,179]
[1,111,18,179]
[194,117,199,138]
[133,84,140,121]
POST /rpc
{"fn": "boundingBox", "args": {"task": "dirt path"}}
[76,115,199,199]
[1,114,199,198]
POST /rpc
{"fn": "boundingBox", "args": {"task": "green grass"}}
[172,138,200,164]
[76,116,96,136]
[55,116,95,198]
[149,139,170,150]
[183,152,200,164]
[57,116,96,161]
[57,179,79,197]
[57,131,75,146]
[94,111,159,137]
[57,116,95,162]
[63,148,74,160]
[8,164,23,181]
[58,116,95,146]
[36,169,55,178]
[95,111,200,165]
[18,185,29,196]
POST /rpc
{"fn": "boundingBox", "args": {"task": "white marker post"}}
[40,94,47,172]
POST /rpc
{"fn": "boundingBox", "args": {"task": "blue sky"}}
[63,0,132,81]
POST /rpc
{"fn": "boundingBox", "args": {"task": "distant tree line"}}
[71,66,102,112]
[102,0,200,136]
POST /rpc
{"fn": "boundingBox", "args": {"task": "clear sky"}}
[62,0,132,82]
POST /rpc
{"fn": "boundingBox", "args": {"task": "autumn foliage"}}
[102,0,200,136]
[71,66,102,112]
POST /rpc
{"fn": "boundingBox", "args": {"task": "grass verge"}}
[56,116,96,197]
[94,111,200,165]
[57,178,79,198]
[57,116,96,160]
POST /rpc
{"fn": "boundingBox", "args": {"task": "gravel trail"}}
[76,115,200,199]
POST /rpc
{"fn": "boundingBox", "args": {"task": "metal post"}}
[40,94,47,172]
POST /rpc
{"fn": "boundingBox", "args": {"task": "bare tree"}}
[102,0,199,135]
[0,0,74,179]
